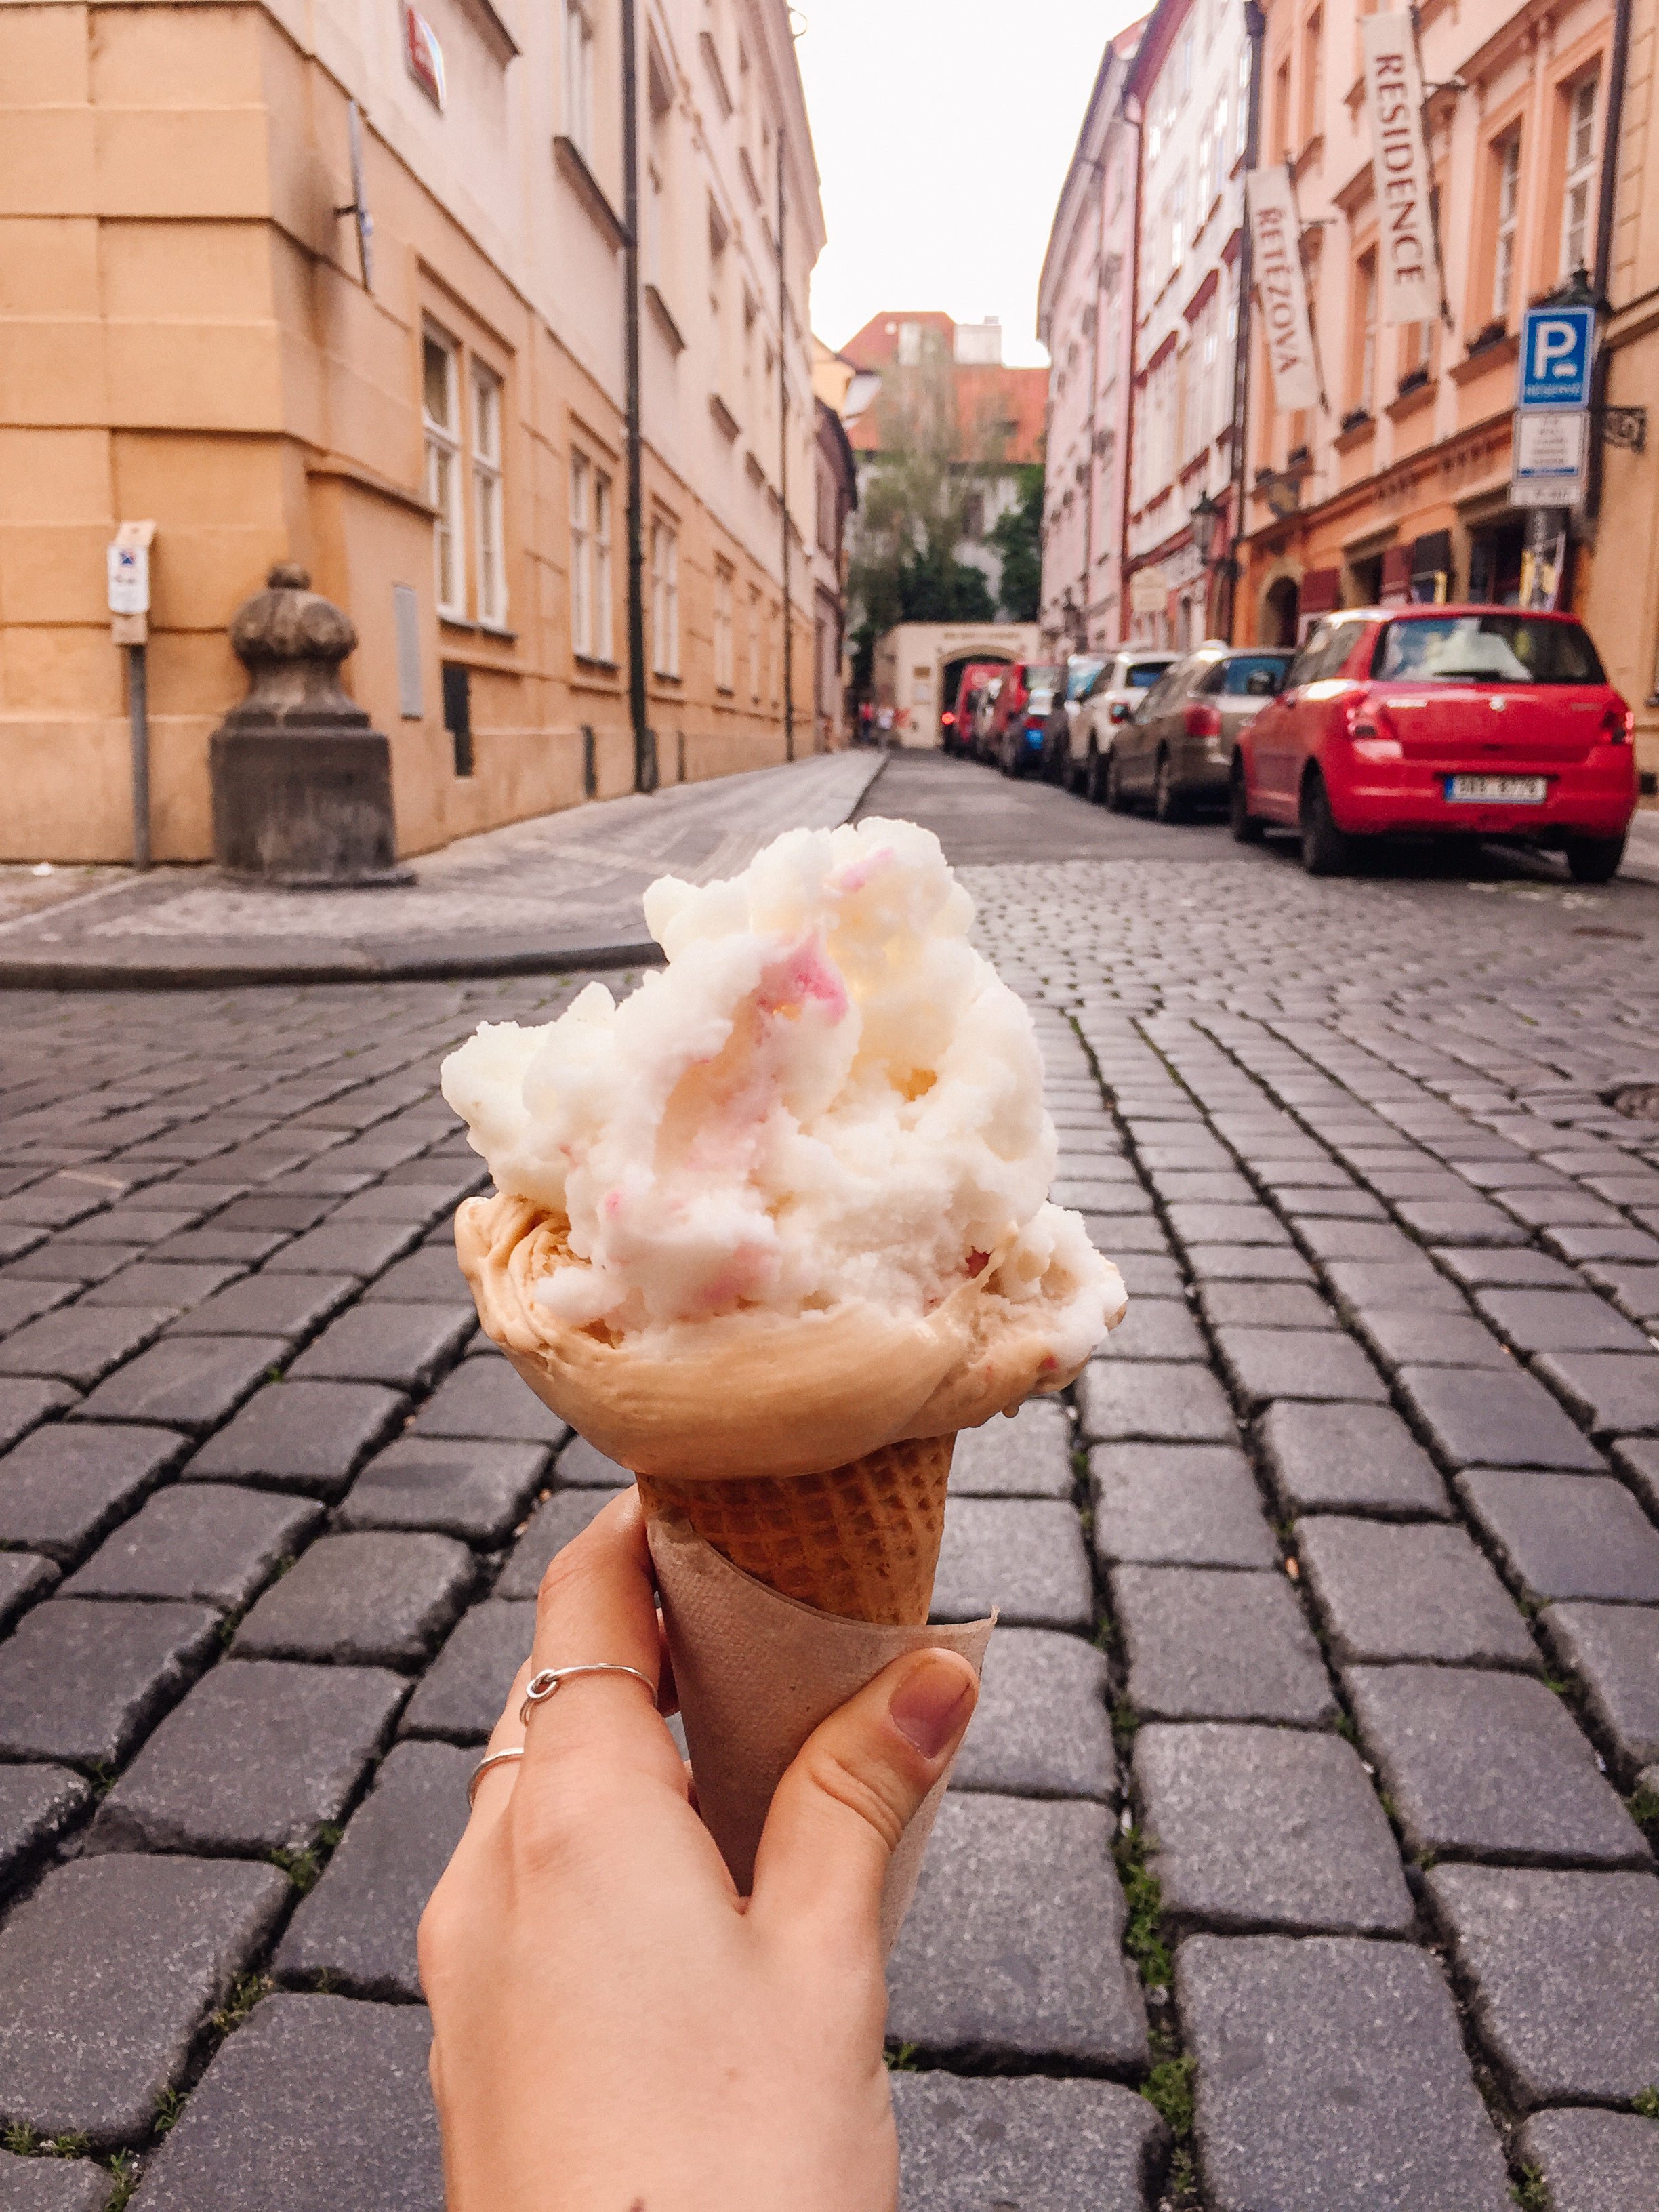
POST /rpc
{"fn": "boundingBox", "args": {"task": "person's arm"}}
[419,1490,977,2212]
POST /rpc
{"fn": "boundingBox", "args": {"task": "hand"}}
[419,1490,979,2212]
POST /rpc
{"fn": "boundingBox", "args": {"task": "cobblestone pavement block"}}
[1117,1252,1183,1298]
[1434,1246,1584,1290]
[232,1532,473,1667]
[329,1182,465,1227]
[949,1397,1075,1496]
[410,1353,570,1445]
[1544,1223,1659,1265]
[1183,1244,1317,1284]
[493,1488,630,1599]
[0,1552,58,1633]
[92,1658,407,1855]
[1613,1435,1659,1517]
[0,1281,78,1334]
[0,1379,77,1454]
[185,1380,409,1500]
[0,1303,178,1389]
[1345,1665,1650,1866]
[0,1598,218,1766]
[0,1761,89,1893]
[1256,1400,1451,1519]
[1539,1603,1659,1781]
[1078,1213,1170,1254]
[1427,1864,1659,2105]
[165,1271,357,1342]
[1090,1443,1278,1569]
[1075,1360,1236,1446]
[1112,1567,1335,1725]
[131,1994,441,2211]
[0,2151,111,2210]
[1349,1309,1509,1372]
[1393,1197,1530,1246]
[1211,1327,1388,1414]
[1395,1364,1606,1471]
[1295,1219,1420,1265]
[1455,1469,1659,1605]
[0,1855,289,2148]
[335,1436,549,1545]
[1582,1260,1659,1325]
[932,1498,1093,1631]
[951,1629,1115,1802]
[1195,1281,1340,1330]
[551,1433,630,1486]
[275,1740,473,1999]
[1514,2108,1659,2212]
[1104,1300,1209,1362]
[1294,1517,1538,1670]
[1532,1350,1659,1440]
[81,1259,249,1310]
[399,1599,537,1742]
[73,1335,287,1435]
[890,2072,1168,2212]
[1166,1204,1290,1248]
[361,1248,474,1304]
[1134,1723,1412,1936]
[62,1483,321,1610]
[285,1303,474,1391]
[1321,1260,1471,1315]
[1176,1933,1511,2212]
[885,1794,1147,2068]
[260,1220,424,1278]
[1469,1288,1654,1355]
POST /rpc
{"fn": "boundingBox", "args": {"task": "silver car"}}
[1068,650,1179,801]
[1105,644,1294,820]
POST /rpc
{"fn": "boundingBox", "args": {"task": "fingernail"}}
[889,1655,975,1761]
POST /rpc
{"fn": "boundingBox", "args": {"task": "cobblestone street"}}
[2,754,1659,2209]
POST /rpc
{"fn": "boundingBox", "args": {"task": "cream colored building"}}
[873,621,1040,745]
[1,0,825,863]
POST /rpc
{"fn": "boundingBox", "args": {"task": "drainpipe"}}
[1119,97,1143,647]
[1581,0,1634,539]
[1081,144,1107,649]
[621,0,652,790]
[778,129,794,760]
[1224,0,1267,643]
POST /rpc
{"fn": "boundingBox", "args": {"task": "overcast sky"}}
[794,0,1146,366]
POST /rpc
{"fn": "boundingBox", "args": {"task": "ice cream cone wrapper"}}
[648,1509,994,1954]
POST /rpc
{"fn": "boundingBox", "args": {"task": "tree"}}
[987,465,1044,623]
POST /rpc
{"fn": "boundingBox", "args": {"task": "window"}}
[1356,253,1377,411]
[1374,612,1605,684]
[1494,135,1521,320]
[570,451,611,660]
[646,161,663,285]
[1561,77,1597,278]
[747,587,761,702]
[897,319,922,366]
[563,0,594,160]
[1170,171,1186,274]
[1273,59,1290,160]
[423,327,464,618]
[713,559,734,691]
[1212,93,1228,199]
[651,516,678,676]
[1237,47,1250,154]
[1180,30,1195,95]
[472,365,506,629]
[1302,10,1324,146]
[592,468,612,661]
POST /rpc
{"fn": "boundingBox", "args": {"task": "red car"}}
[1230,607,1636,882]
[945,661,1007,757]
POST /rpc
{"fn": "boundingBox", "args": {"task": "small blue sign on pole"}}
[1517,305,1595,409]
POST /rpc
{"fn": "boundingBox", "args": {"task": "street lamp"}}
[1189,487,1225,567]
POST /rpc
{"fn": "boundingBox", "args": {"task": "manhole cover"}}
[1609,1084,1659,1122]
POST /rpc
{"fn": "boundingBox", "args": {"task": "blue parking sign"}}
[1519,305,1595,408]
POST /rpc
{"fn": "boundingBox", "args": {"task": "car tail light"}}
[1348,698,1403,760]
[1109,701,1132,724]
[1183,703,1222,739]
[941,711,956,726]
[1601,702,1634,744]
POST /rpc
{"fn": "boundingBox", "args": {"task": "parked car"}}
[1039,655,1107,781]
[989,661,1065,776]
[1229,607,1635,880]
[1067,649,1178,800]
[945,661,1008,758]
[970,676,1004,760]
[1103,644,1293,819]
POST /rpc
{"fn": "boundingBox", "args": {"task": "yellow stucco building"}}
[1,0,825,862]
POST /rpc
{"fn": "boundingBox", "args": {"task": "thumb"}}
[747,1647,978,1945]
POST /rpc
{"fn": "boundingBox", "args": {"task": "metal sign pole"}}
[128,642,151,872]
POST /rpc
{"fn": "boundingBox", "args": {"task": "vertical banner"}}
[1361,13,1437,326]
[1246,167,1322,413]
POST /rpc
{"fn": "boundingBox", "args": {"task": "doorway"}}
[1467,520,1525,607]
[1262,576,1300,646]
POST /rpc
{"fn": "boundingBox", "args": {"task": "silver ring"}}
[466,1746,525,1809]
[519,1662,657,1727]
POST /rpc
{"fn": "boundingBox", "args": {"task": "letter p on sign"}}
[1519,304,1594,408]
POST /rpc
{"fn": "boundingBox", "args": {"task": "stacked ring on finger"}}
[466,1663,659,1809]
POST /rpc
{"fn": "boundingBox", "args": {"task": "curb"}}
[0,936,663,994]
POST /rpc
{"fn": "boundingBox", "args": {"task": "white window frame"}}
[1359,255,1377,411]
[747,586,760,702]
[1494,134,1521,321]
[1560,76,1597,279]
[713,560,735,693]
[423,324,465,619]
[569,450,592,657]
[1237,47,1250,154]
[472,363,506,630]
[1170,172,1186,274]
[651,516,679,677]
[592,468,613,663]
[563,0,595,161]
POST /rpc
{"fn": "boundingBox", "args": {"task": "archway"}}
[1262,575,1300,647]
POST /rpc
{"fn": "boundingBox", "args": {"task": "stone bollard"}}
[209,563,407,884]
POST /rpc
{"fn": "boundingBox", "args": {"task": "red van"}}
[945,662,1008,757]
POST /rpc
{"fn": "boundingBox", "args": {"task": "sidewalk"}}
[0,753,886,990]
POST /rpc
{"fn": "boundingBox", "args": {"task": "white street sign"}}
[1511,411,1586,508]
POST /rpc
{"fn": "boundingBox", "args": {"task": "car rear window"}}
[1374,615,1606,685]
[1067,661,1105,699]
[1025,665,1063,690]
[1204,655,1290,697]
[1125,661,1168,689]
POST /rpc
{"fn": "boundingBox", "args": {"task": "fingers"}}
[748,1647,978,1946]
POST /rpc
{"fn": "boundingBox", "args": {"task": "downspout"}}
[621,0,651,789]
[1119,97,1143,646]
[778,129,794,760]
[1225,0,1267,643]
[1582,0,1634,537]
[1082,147,1106,647]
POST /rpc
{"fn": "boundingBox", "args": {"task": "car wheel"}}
[1000,735,1018,778]
[1565,832,1626,884]
[1229,756,1263,843]
[1299,769,1350,876]
[1153,750,1185,825]
[1084,745,1107,805]
[1105,747,1130,813]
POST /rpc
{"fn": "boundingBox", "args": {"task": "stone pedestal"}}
[209,565,407,886]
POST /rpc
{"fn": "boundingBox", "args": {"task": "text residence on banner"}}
[1361,12,1438,326]
[1246,167,1321,415]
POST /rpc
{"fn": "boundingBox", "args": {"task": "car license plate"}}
[1445,775,1547,804]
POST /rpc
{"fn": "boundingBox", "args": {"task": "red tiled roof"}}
[838,312,1047,467]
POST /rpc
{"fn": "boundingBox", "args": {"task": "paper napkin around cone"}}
[649,1511,994,1955]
